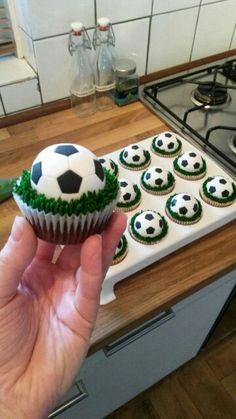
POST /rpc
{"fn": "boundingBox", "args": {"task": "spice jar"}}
[113,58,139,106]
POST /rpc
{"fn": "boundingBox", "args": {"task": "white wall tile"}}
[1,79,41,114]
[148,9,198,73]
[22,0,95,40]
[0,56,37,87]
[191,0,236,60]
[201,0,228,4]
[231,27,236,49]
[153,0,200,14]
[0,98,4,116]
[19,29,37,71]
[113,19,149,76]
[97,0,152,23]
[14,0,32,37]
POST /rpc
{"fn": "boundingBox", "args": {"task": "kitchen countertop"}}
[0,101,236,354]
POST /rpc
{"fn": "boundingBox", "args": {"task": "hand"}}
[0,212,126,418]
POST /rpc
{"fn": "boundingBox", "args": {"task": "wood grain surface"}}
[0,101,235,353]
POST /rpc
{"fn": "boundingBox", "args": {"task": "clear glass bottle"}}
[68,22,96,117]
[93,17,116,111]
[113,58,139,106]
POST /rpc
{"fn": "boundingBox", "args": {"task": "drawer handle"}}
[104,308,175,357]
[48,380,88,418]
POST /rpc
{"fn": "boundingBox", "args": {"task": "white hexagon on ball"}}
[30,143,105,201]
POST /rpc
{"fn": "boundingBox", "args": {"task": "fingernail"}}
[11,216,23,242]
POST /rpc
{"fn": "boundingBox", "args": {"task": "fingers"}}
[0,217,37,307]
[35,240,56,262]
[56,244,82,272]
[74,234,102,326]
[102,211,127,276]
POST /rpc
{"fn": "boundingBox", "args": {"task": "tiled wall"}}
[1,0,236,116]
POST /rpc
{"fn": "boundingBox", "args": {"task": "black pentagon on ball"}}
[182,194,191,201]
[120,180,128,188]
[219,178,227,184]
[179,206,188,215]
[193,203,198,212]
[165,133,172,138]
[110,161,115,169]
[123,192,131,201]
[94,159,105,182]
[222,189,230,197]
[189,152,196,157]
[157,139,163,147]
[57,170,82,194]
[193,162,200,169]
[209,186,216,193]
[133,155,140,162]
[155,168,162,173]
[123,151,128,158]
[146,226,155,235]
[171,198,177,207]
[159,219,163,228]
[31,161,42,185]
[55,144,79,156]
[155,178,163,186]
[145,172,151,180]
[181,160,188,167]
[99,158,105,164]
[145,213,154,221]
[168,142,175,149]
[117,240,122,250]
[132,145,139,150]
[135,221,141,229]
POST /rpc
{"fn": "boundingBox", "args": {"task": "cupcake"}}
[200,176,236,207]
[99,157,119,177]
[129,210,168,245]
[13,143,120,244]
[166,192,202,225]
[117,178,141,212]
[173,151,207,180]
[112,234,128,265]
[151,131,182,157]
[119,143,151,170]
[141,166,175,195]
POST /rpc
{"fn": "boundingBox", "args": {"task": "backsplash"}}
[0,0,236,116]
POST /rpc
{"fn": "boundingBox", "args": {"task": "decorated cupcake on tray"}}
[112,234,128,265]
[116,178,141,212]
[129,210,168,245]
[13,143,120,244]
[200,175,236,207]
[119,143,151,170]
[173,150,207,180]
[99,156,119,177]
[151,131,182,157]
[141,166,175,195]
[165,192,202,225]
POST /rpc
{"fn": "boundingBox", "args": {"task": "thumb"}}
[0,216,37,307]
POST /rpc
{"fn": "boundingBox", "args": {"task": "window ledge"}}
[0,56,37,87]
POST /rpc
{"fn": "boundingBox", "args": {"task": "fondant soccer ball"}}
[134,211,163,237]
[206,176,234,199]
[177,151,204,172]
[122,144,146,164]
[118,179,137,203]
[170,193,199,217]
[30,143,105,201]
[144,166,169,187]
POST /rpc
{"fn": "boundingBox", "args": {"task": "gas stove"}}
[141,58,236,179]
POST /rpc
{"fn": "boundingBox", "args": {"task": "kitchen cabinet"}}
[49,269,236,419]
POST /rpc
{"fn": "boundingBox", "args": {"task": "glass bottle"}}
[68,22,96,117]
[93,17,116,111]
[113,58,139,106]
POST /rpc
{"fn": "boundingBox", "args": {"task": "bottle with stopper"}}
[68,22,96,117]
[93,17,116,111]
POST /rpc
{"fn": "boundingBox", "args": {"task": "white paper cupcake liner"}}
[13,193,119,244]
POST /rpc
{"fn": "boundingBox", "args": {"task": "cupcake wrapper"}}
[14,193,119,244]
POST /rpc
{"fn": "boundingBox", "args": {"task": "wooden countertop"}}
[0,101,236,353]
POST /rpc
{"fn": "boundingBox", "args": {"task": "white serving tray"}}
[99,133,236,305]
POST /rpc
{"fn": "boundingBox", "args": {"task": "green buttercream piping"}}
[113,235,128,261]
[202,177,236,204]
[13,169,119,215]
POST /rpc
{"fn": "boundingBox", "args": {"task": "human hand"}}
[0,212,126,418]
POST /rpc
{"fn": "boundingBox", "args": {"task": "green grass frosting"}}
[202,177,236,204]
[14,169,119,216]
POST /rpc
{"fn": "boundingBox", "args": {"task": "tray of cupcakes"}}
[99,131,236,304]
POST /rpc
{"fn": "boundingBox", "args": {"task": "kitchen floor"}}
[107,296,236,419]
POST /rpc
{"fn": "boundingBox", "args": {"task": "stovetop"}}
[141,57,236,179]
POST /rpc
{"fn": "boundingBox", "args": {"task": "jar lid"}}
[114,59,137,77]
[70,22,83,34]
